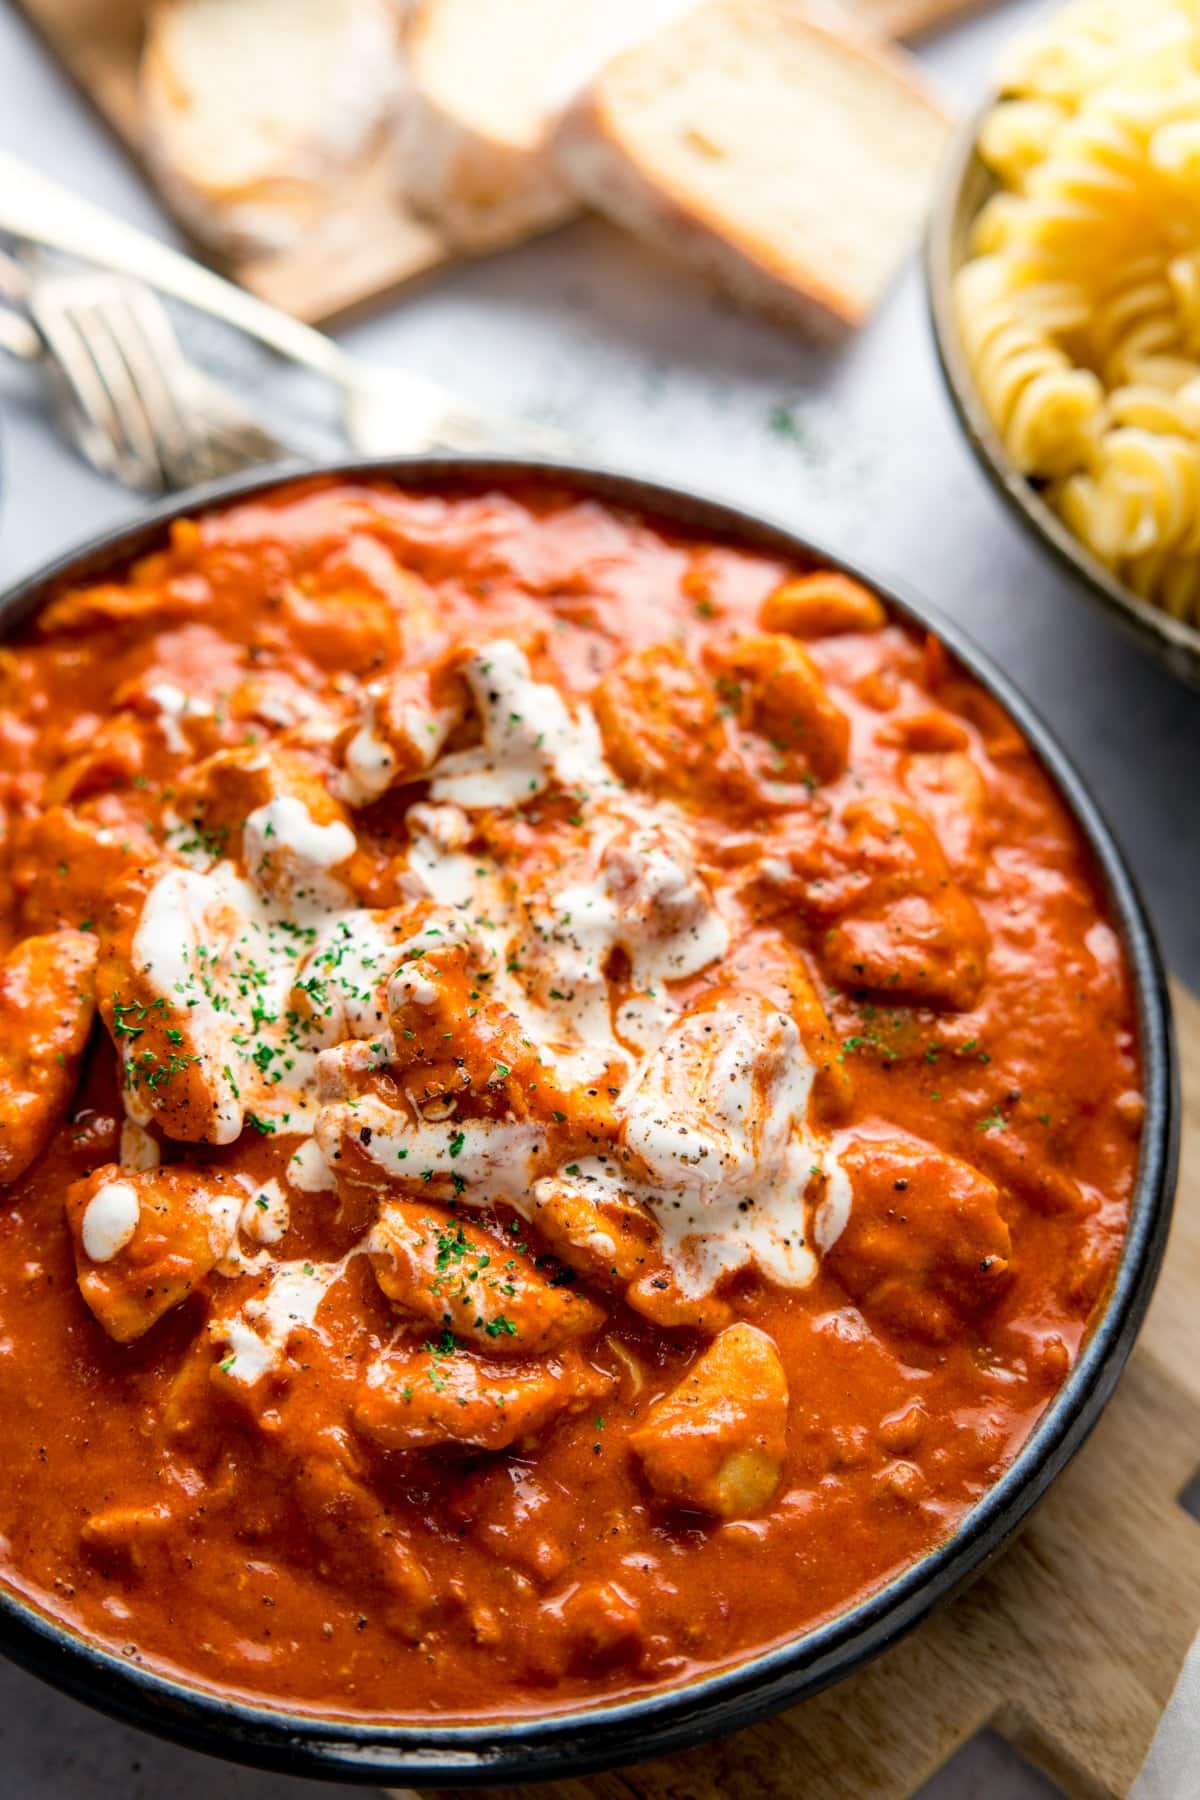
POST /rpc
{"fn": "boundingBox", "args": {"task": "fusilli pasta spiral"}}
[956,0,1200,625]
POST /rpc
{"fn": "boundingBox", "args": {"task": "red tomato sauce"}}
[0,478,1141,1718]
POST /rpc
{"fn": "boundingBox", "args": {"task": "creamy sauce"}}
[620,1008,820,1293]
[318,1097,546,1206]
[406,802,477,905]
[535,822,731,1060]
[813,1154,854,1253]
[206,1189,244,1265]
[128,866,245,1144]
[118,1120,160,1172]
[302,909,411,1041]
[239,1177,290,1246]
[80,1179,140,1263]
[243,796,356,901]
[339,682,455,807]
[534,1006,829,1299]
[130,639,844,1300]
[213,1255,349,1386]
[128,814,390,1143]
[340,705,398,806]
[286,1136,337,1193]
[429,641,612,811]
[143,682,211,755]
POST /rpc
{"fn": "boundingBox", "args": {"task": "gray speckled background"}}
[0,0,1191,1792]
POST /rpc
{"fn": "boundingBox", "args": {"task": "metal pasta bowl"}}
[927,101,1200,693]
[0,458,1179,1785]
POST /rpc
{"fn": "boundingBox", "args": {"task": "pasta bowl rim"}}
[0,456,1178,1785]
[926,92,1200,692]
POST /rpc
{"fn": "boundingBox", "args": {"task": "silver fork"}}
[0,149,578,460]
[14,260,297,493]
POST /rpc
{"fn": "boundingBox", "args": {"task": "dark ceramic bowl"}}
[0,459,1178,1785]
[927,100,1200,693]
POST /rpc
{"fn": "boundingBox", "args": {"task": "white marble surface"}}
[0,0,1193,1794]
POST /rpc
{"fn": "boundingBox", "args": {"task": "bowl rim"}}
[0,455,1179,1785]
[925,93,1200,692]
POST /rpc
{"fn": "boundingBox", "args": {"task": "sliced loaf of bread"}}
[397,0,615,250]
[553,0,951,337]
[141,0,405,255]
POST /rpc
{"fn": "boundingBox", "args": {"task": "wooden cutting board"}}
[384,983,1200,1800]
[12,0,997,327]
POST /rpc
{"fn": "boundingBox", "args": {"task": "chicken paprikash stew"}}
[0,478,1141,1718]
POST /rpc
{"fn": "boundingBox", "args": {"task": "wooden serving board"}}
[386,983,1200,1800]
[13,0,997,328]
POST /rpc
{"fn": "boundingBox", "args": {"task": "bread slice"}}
[398,0,616,250]
[553,1,951,337]
[141,0,405,256]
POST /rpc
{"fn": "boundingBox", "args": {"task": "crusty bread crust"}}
[552,3,949,337]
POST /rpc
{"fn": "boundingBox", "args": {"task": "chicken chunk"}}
[289,905,420,1048]
[524,820,730,1064]
[174,746,355,902]
[708,631,850,784]
[65,1163,241,1343]
[386,936,618,1135]
[267,528,439,672]
[525,975,834,1324]
[112,662,229,762]
[0,929,97,1185]
[534,1580,647,1677]
[337,660,467,806]
[591,644,751,807]
[876,710,971,755]
[370,1201,605,1354]
[618,996,821,1295]
[821,796,987,1011]
[974,1128,1091,1219]
[43,714,148,805]
[209,1258,350,1393]
[36,572,209,635]
[95,864,245,1146]
[312,1080,546,1215]
[291,1447,432,1632]
[826,1139,1013,1344]
[10,808,157,935]
[450,1462,572,1583]
[901,749,990,879]
[79,1500,174,1571]
[353,1343,612,1453]
[629,1324,789,1519]
[759,572,887,639]
[274,578,402,674]
[527,1173,672,1288]
[528,1172,734,1335]
[725,931,851,1124]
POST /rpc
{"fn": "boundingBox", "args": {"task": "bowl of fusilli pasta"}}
[928,0,1200,689]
